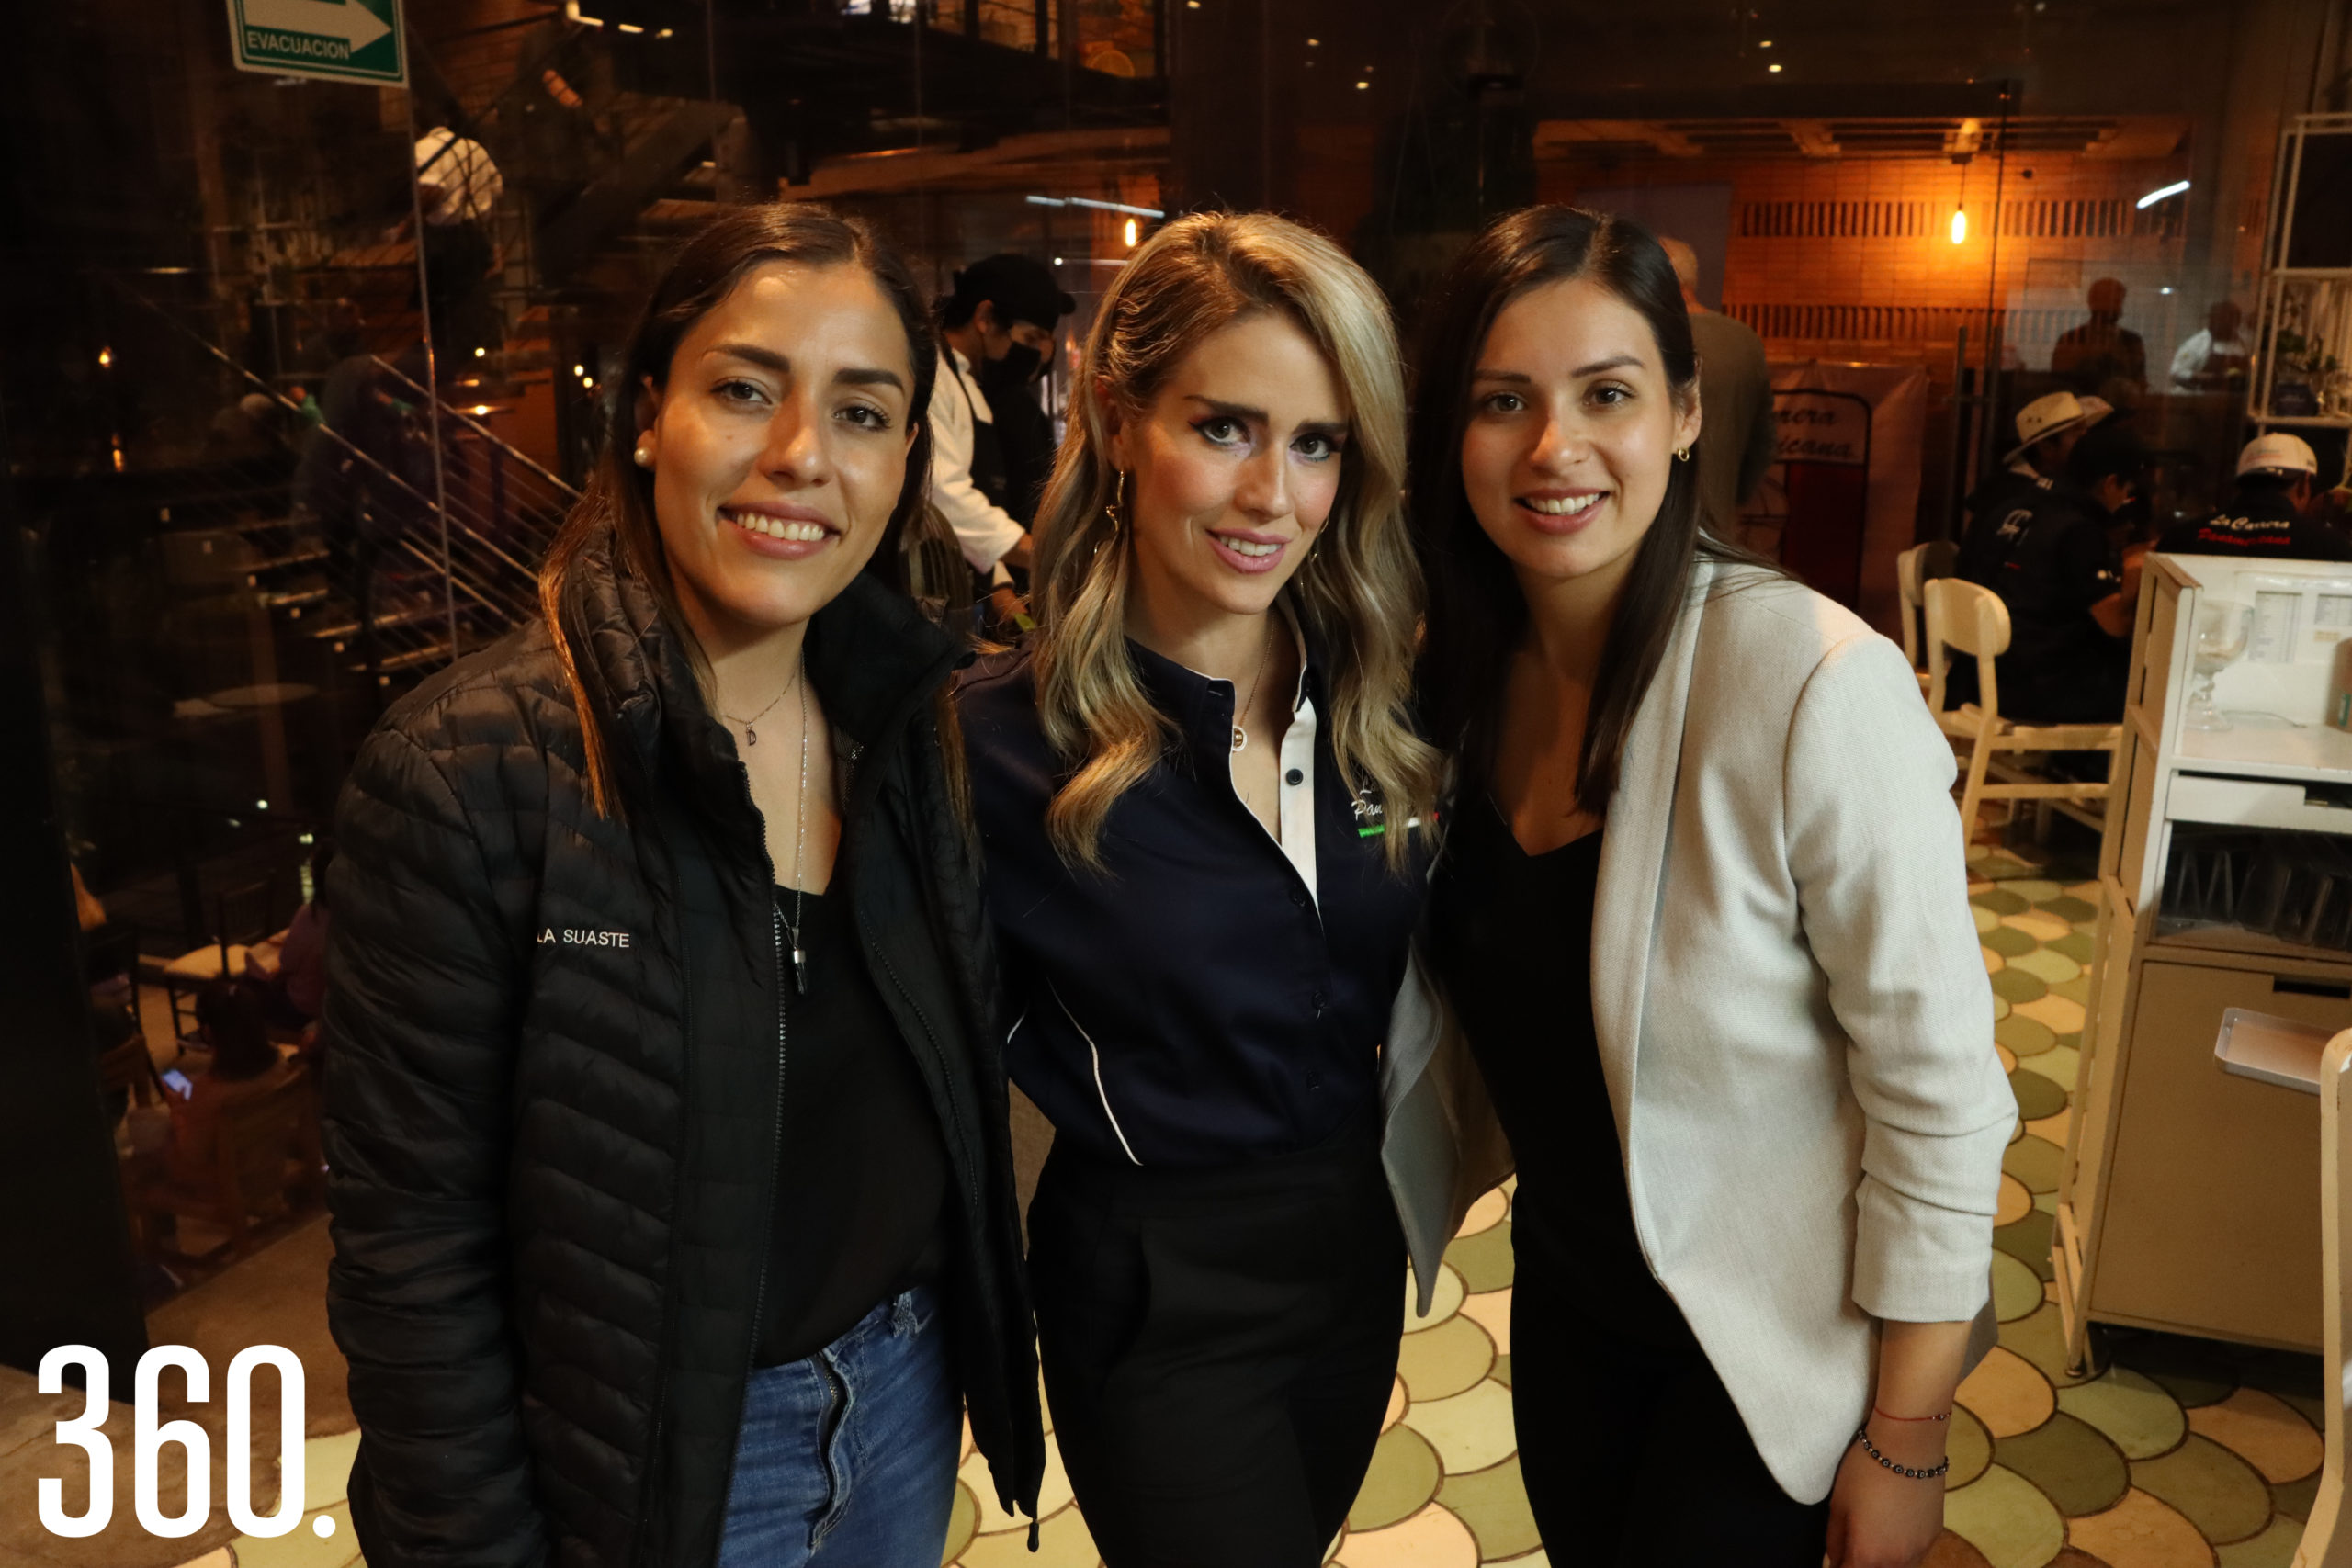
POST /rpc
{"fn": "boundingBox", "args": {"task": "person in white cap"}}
[1960,390,2097,547]
[2156,433,2352,559]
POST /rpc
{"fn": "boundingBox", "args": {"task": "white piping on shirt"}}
[1048,981,1142,1166]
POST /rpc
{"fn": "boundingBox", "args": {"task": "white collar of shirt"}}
[1190,604,1321,907]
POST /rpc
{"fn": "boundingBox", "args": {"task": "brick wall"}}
[1544,149,2207,375]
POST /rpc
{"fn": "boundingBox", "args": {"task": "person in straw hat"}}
[1955,403,2143,726]
[1959,390,2099,547]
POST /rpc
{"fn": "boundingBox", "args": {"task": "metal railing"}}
[107,279,578,685]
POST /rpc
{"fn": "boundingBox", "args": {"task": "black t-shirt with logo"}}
[2155,491,2352,560]
[1958,479,2129,724]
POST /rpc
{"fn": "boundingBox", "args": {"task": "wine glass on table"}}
[2187,599,2252,733]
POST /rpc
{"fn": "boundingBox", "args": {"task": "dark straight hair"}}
[1408,204,1770,814]
[537,203,941,818]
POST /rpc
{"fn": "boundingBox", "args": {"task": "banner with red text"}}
[1737,361,1928,637]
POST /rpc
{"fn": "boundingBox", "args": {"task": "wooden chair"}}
[130,1066,322,1265]
[84,922,149,1083]
[159,881,279,1041]
[1896,540,1960,693]
[1923,577,2122,844]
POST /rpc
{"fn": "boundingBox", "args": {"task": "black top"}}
[752,883,949,1366]
[958,640,1426,1166]
[1428,797,1697,1351]
[2157,491,2352,560]
[1956,479,2129,724]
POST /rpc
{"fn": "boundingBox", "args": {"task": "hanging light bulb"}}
[1124,216,1139,248]
[1950,207,1968,244]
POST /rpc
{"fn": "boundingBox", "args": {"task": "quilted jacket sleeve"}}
[322,719,544,1568]
[1783,631,2016,1325]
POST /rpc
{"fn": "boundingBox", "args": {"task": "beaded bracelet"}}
[1852,1427,1951,1481]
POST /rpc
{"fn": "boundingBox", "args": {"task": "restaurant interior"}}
[4,0,2352,1563]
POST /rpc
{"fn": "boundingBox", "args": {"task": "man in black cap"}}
[928,254,1075,588]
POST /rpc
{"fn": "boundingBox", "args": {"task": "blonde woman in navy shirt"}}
[957,212,1442,1567]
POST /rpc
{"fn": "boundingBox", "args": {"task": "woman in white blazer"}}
[1403,206,2014,1567]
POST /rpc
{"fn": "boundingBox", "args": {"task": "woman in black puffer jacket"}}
[321,206,1043,1568]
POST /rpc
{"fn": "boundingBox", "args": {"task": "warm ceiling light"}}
[97,347,112,367]
[1759,38,1773,47]
[1355,79,1369,89]
[1950,208,1968,244]
[2137,179,2190,209]
[1124,217,1139,247]
[1768,62,1782,73]
[1306,36,1318,44]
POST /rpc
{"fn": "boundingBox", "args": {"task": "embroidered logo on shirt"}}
[537,928,631,948]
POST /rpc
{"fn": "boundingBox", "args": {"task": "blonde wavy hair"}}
[1031,210,1441,871]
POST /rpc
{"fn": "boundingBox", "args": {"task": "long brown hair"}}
[1028,211,1442,872]
[536,204,940,818]
[1408,204,1773,812]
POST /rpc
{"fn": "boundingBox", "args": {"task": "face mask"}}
[988,340,1045,389]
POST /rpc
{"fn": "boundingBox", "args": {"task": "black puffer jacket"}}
[321,538,1044,1568]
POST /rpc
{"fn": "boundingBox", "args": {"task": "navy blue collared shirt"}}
[958,636,1425,1167]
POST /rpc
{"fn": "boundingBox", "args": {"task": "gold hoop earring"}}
[1673,446,1691,463]
[1104,469,1130,535]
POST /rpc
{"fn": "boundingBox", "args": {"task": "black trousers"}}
[1513,1273,1831,1565]
[1027,1120,1404,1568]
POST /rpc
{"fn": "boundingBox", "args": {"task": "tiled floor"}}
[936,841,2328,1568]
[6,844,2317,1568]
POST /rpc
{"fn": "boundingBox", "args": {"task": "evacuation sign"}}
[225,0,405,85]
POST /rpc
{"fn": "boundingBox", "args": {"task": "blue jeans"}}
[718,1288,961,1567]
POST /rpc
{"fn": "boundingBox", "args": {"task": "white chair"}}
[1896,540,1960,693]
[1923,577,2122,844]
[2299,1030,2352,1564]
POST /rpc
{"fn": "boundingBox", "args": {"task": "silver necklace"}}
[724,663,802,747]
[783,667,810,995]
[1230,623,1277,754]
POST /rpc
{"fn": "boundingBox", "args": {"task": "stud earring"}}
[1673,446,1691,463]
[633,445,653,468]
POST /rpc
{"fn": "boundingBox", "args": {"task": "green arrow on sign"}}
[227,0,405,85]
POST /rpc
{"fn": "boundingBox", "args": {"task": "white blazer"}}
[1380,557,2013,1503]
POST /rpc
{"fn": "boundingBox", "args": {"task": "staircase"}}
[109,281,578,700]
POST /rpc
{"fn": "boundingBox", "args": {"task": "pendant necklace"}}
[1230,624,1277,754]
[784,666,810,994]
[723,663,801,748]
